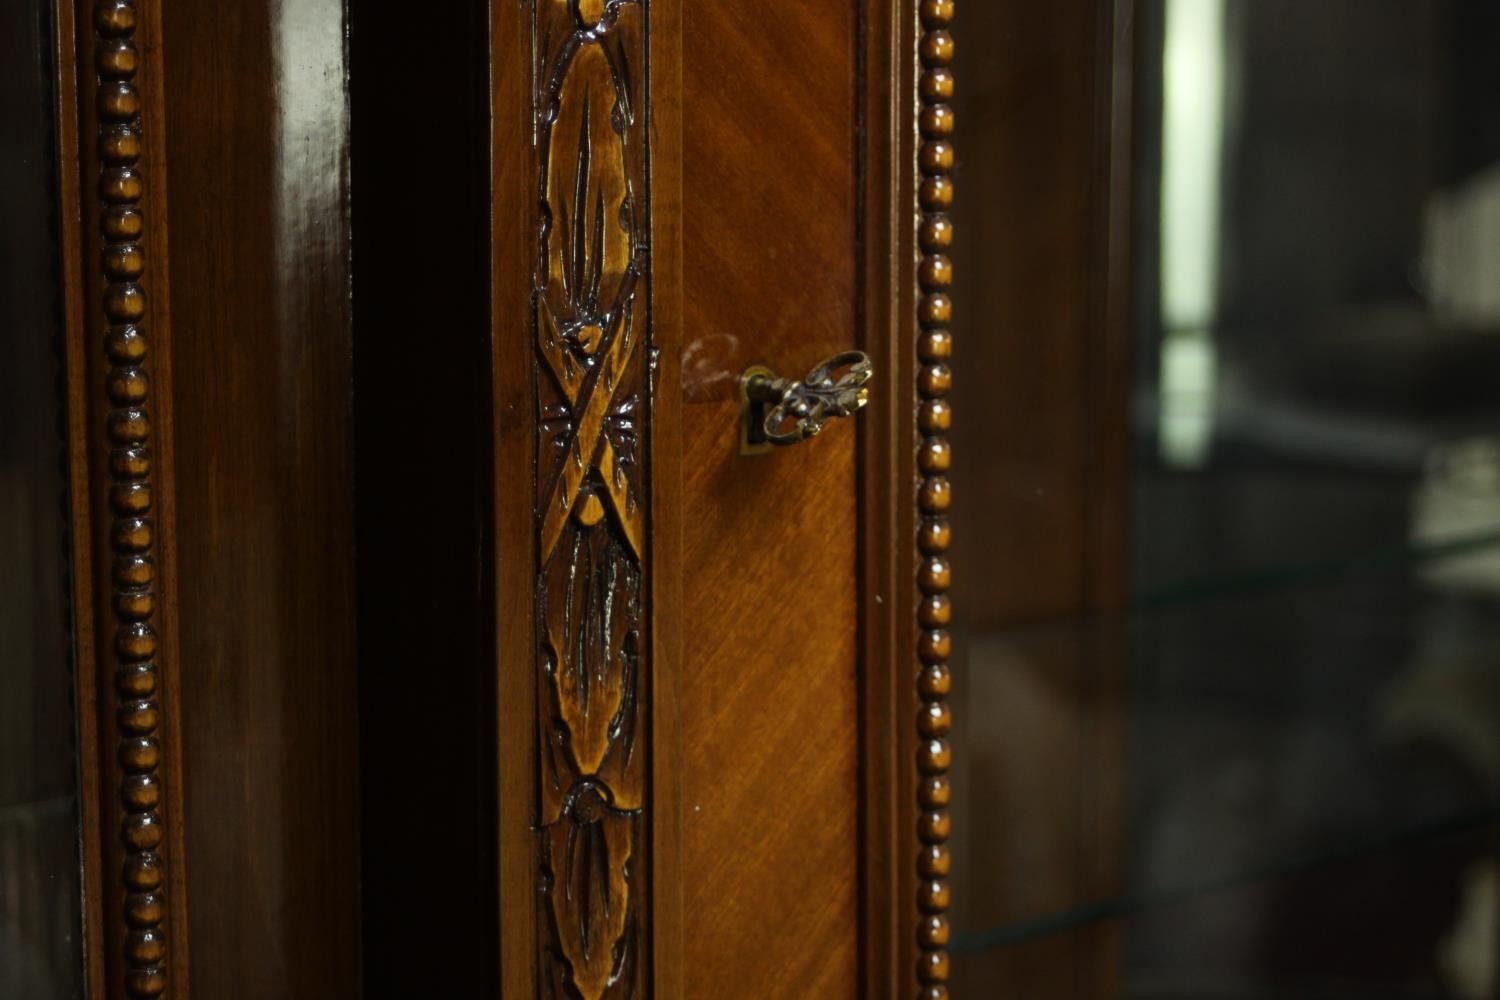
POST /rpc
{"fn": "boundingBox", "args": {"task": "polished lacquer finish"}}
[153,0,361,993]
[914,3,960,996]
[92,0,173,989]
[35,0,960,994]
[674,2,863,992]
[55,0,361,995]
[93,0,173,983]
[67,0,190,994]
[497,1,962,996]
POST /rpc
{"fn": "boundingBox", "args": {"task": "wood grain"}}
[859,2,928,994]
[493,0,541,994]
[151,0,361,993]
[678,3,862,994]
[645,0,686,993]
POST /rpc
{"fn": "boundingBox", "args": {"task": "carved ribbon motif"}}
[533,0,649,996]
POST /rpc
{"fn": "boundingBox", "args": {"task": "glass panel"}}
[952,1,1500,995]
[0,0,86,997]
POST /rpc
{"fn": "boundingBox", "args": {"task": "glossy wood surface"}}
[47,0,945,991]
[67,0,193,992]
[151,0,361,993]
[490,3,539,994]
[857,6,924,994]
[492,4,657,995]
[912,4,961,996]
[676,4,863,994]
[489,2,949,994]
[532,4,654,993]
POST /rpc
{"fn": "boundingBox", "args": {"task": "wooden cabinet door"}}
[489,1,959,996]
[41,0,960,995]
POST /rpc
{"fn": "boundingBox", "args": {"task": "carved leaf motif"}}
[536,11,645,565]
[542,811,639,999]
[542,36,633,358]
[541,520,642,790]
[547,55,629,327]
[533,3,648,998]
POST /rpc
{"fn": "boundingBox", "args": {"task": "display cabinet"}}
[948,1,1500,996]
[5,0,1498,998]
[4,0,958,996]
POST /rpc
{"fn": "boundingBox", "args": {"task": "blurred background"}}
[950,1,1500,996]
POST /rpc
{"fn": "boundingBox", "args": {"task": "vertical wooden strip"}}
[647,0,686,992]
[150,0,355,989]
[80,0,187,995]
[132,2,189,990]
[914,1,958,997]
[528,2,653,994]
[860,0,920,994]
[494,0,539,994]
[678,1,861,984]
[50,0,107,993]
[497,2,661,995]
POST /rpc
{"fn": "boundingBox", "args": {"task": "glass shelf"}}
[951,552,1500,992]
[955,806,1500,953]
[1136,526,1500,612]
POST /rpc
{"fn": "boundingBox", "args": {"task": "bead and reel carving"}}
[92,1,176,995]
[914,1,958,997]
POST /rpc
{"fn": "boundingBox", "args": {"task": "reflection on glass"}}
[0,0,86,997]
[1157,0,1225,468]
[954,2,1500,996]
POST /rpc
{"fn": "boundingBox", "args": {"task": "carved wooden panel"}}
[532,1,651,995]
